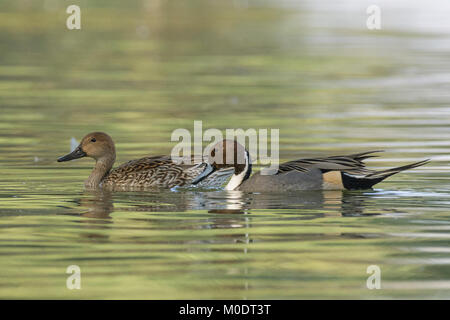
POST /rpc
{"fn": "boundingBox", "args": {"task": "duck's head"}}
[58,132,116,163]
[192,139,251,189]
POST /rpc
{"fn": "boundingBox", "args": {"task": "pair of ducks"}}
[58,132,429,191]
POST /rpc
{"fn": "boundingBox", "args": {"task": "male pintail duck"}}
[192,140,430,192]
[57,132,232,189]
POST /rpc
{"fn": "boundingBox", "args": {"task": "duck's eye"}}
[90,138,96,143]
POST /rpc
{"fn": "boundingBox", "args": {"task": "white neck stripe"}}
[225,151,250,191]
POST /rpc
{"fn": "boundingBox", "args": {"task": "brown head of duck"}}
[58,132,116,188]
[192,139,252,190]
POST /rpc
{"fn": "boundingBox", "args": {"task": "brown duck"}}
[57,132,231,189]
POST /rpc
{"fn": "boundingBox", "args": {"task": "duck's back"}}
[237,152,372,192]
[237,151,428,192]
[102,156,203,188]
[101,155,234,189]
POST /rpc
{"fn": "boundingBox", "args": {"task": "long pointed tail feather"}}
[366,159,430,179]
[342,159,430,190]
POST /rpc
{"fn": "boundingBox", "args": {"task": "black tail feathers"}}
[342,159,430,190]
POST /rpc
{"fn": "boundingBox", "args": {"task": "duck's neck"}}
[85,155,115,188]
[225,151,252,191]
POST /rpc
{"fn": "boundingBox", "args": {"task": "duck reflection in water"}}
[75,190,114,219]
[72,188,381,220]
[69,188,392,246]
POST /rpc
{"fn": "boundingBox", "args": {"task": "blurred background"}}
[0,0,450,299]
[1,0,449,163]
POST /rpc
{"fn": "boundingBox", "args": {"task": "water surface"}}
[0,0,449,299]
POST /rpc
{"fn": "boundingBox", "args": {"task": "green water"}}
[1,0,450,299]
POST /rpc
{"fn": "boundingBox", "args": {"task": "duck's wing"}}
[277,151,382,175]
[104,155,235,188]
[113,155,172,171]
[196,167,235,188]
[277,151,429,190]
[172,155,235,187]
[104,155,200,188]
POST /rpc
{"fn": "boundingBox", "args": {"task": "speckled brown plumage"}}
[57,132,233,189]
[102,155,205,188]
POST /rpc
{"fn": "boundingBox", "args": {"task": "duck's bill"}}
[191,163,216,185]
[57,147,86,162]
